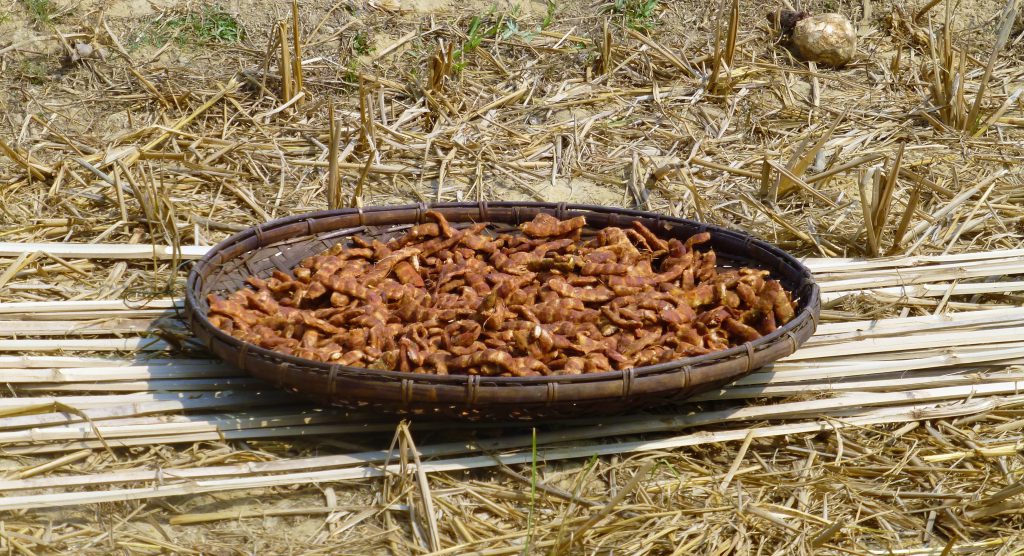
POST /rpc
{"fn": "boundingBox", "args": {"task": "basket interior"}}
[197,217,813,324]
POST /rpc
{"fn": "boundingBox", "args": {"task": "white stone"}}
[74,43,94,59]
[792,13,857,67]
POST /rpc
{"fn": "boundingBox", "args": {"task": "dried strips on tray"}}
[207,212,799,377]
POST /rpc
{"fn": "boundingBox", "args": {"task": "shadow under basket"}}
[185,202,820,420]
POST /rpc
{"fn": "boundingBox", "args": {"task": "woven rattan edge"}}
[185,202,820,418]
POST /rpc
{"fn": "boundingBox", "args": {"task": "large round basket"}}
[185,202,820,419]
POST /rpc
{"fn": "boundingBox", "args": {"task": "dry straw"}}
[1,0,1024,552]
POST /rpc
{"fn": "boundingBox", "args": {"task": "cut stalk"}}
[858,169,879,256]
[892,183,922,256]
[279,21,293,105]
[291,0,304,106]
[327,103,341,209]
[965,0,1019,133]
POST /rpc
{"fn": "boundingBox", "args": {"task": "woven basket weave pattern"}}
[186,202,820,419]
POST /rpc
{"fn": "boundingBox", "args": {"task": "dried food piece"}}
[208,212,799,376]
[521,213,586,238]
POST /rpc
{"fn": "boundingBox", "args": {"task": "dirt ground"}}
[2,0,1024,553]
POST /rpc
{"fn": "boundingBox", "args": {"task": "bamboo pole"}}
[821,280,1024,303]
[0,390,296,419]
[0,363,239,383]
[0,299,180,314]
[0,356,214,368]
[0,398,1001,512]
[815,261,1024,292]
[0,338,175,352]
[802,249,1024,272]
[813,306,1024,336]
[783,327,1024,360]
[0,409,384,444]
[0,319,158,337]
[0,243,207,259]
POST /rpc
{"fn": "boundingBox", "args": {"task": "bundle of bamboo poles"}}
[0,247,1022,512]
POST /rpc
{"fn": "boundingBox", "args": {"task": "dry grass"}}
[2,0,1024,553]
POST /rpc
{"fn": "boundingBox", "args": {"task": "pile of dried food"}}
[207,212,798,376]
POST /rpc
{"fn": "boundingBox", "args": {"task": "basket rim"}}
[185,201,820,387]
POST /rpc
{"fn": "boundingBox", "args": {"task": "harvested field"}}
[1,0,1024,554]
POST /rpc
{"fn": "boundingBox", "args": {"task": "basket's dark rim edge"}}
[185,202,820,386]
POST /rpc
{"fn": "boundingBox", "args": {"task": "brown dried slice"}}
[208,294,262,327]
[723,317,762,343]
[424,210,454,238]
[762,280,796,324]
[322,274,371,300]
[448,349,516,373]
[425,351,451,375]
[580,262,631,276]
[528,298,585,323]
[446,320,482,348]
[673,284,716,308]
[392,260,424,287]
[364,246,421,284]
[521,213,586,238]
[547,276,614,303]
[632,221,669,250]
[619,327,663,357]
[395,223,442,247]
[684,231,711,250]
[510,356,550,377]
[559,357,586,375]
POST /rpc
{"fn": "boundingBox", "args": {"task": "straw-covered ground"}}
[2,0,1024,553]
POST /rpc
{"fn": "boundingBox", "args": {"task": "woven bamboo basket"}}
[185,202,820,419]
